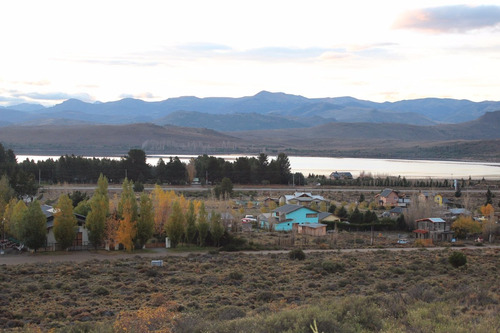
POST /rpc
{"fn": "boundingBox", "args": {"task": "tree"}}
[350,207,363,224]
[136,193,154,248]
[221,177,233,196]
[451,216,482,239]
[0,174,14,204]
[19,201,46,251]
[276,153,291,184]
[54,194,77,250]
[185,201,197,244]
[210,211,225,247]
[68,190,89,208]
[164,200,185,248]
[166,157,187,185]
[118,178,138,221]
[8,199,27,240]
[485,188,493,205]
[123,149,150,182]
[116,201,137,252]
[86,174,109,248]
[197,202,209,246]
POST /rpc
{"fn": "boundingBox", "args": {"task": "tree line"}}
[1,173,230,251]
[10,146,294,186]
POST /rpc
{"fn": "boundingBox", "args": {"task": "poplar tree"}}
[136,193,154,248]
[210,211,224,247]
[197,202,209,246]
[185,200,197,244]
[86,174,109,248]
[54,194,77,250]
[164,200,185,248]
[19,201,46,251]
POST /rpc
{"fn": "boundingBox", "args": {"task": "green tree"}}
[485,188,493,205]
[8,199,27,240]
[164,200,185,248]
[210,211,225,247]
[19,201,46,251]
[86,174,109,248]
[350,207,363,224]
[0,174,14,204]
[136,193,154,248]
[118,178,138,221]
[185,201,197,244]
[74,200,91,216]
[54,194,77,250]
[276,153,291,184]
[197,202,209,246]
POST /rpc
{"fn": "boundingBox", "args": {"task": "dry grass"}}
[0,248,498,331]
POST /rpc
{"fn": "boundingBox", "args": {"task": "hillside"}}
[0,123,241,155]
[2,91,500,130]
[2,111,500,161]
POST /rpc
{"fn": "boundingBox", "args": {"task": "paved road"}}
[1,245,498,266]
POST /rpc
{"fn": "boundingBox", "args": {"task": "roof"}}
[380,188,396,198]
[273,204,303,214]
[389,207,403,214]
[318,212,332,220]
[301,223,327,229]
[416,217,446,223]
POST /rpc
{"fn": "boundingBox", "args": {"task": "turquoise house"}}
[272,204,320,231]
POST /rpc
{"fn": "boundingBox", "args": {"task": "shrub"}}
[228,271,243,280]
[289,248,306,260]
[321,261,345,273]
[94,286,110,296]
[449,251,467,268]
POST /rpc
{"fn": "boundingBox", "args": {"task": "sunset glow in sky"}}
[1,0,500,106]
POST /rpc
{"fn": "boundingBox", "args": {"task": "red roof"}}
[413,229,429,234]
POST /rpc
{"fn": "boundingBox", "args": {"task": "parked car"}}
[397,239,408,244]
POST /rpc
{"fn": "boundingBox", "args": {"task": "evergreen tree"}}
[19,201,46,251]
[136,193,154,248]
[54,194,77,250]
[485,188,493,205]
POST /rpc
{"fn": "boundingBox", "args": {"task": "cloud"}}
[119,92,157,99]
[393,5,500,33]
[12,92,95,103]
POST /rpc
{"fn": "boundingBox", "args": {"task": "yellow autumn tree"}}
[117,201,137,252]
[451,216,482,239]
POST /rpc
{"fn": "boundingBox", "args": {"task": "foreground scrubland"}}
[0,247,499,332]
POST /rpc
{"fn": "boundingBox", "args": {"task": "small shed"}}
[295,223,327,237]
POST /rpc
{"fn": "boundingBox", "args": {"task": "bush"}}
[94,286,110,296]
[449,251,467,268]
[228,271,243,280]
[321,261,345,273]
[289,248,306,260]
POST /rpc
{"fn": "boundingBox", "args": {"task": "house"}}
[375,188,401,207]
[271,204,320,231]
[329,171,353,180]
[262,197,279,208]
[278,192,329,208]
[318,212,340,223]
[413,217,454,242]
[42,204,88,250]
[389,206,404,217]
[293,223,327,236]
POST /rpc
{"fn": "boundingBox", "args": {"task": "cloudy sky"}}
[1,0,500,106]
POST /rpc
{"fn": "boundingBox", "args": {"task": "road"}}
[1,245,498,266]
[42,185,499,194]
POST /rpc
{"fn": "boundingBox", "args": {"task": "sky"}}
[1,0,500,107]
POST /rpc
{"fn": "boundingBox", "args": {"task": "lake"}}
[16,154,500,180]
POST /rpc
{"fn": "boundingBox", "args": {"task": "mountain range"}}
[2,91,500,130]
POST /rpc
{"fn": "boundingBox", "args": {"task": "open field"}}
[1,246,499,332]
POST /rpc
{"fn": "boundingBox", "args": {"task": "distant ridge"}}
[2,91,500,130]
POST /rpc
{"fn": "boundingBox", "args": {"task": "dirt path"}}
[1,245,498,266]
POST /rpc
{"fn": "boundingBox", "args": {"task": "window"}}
[306,213,318,218]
